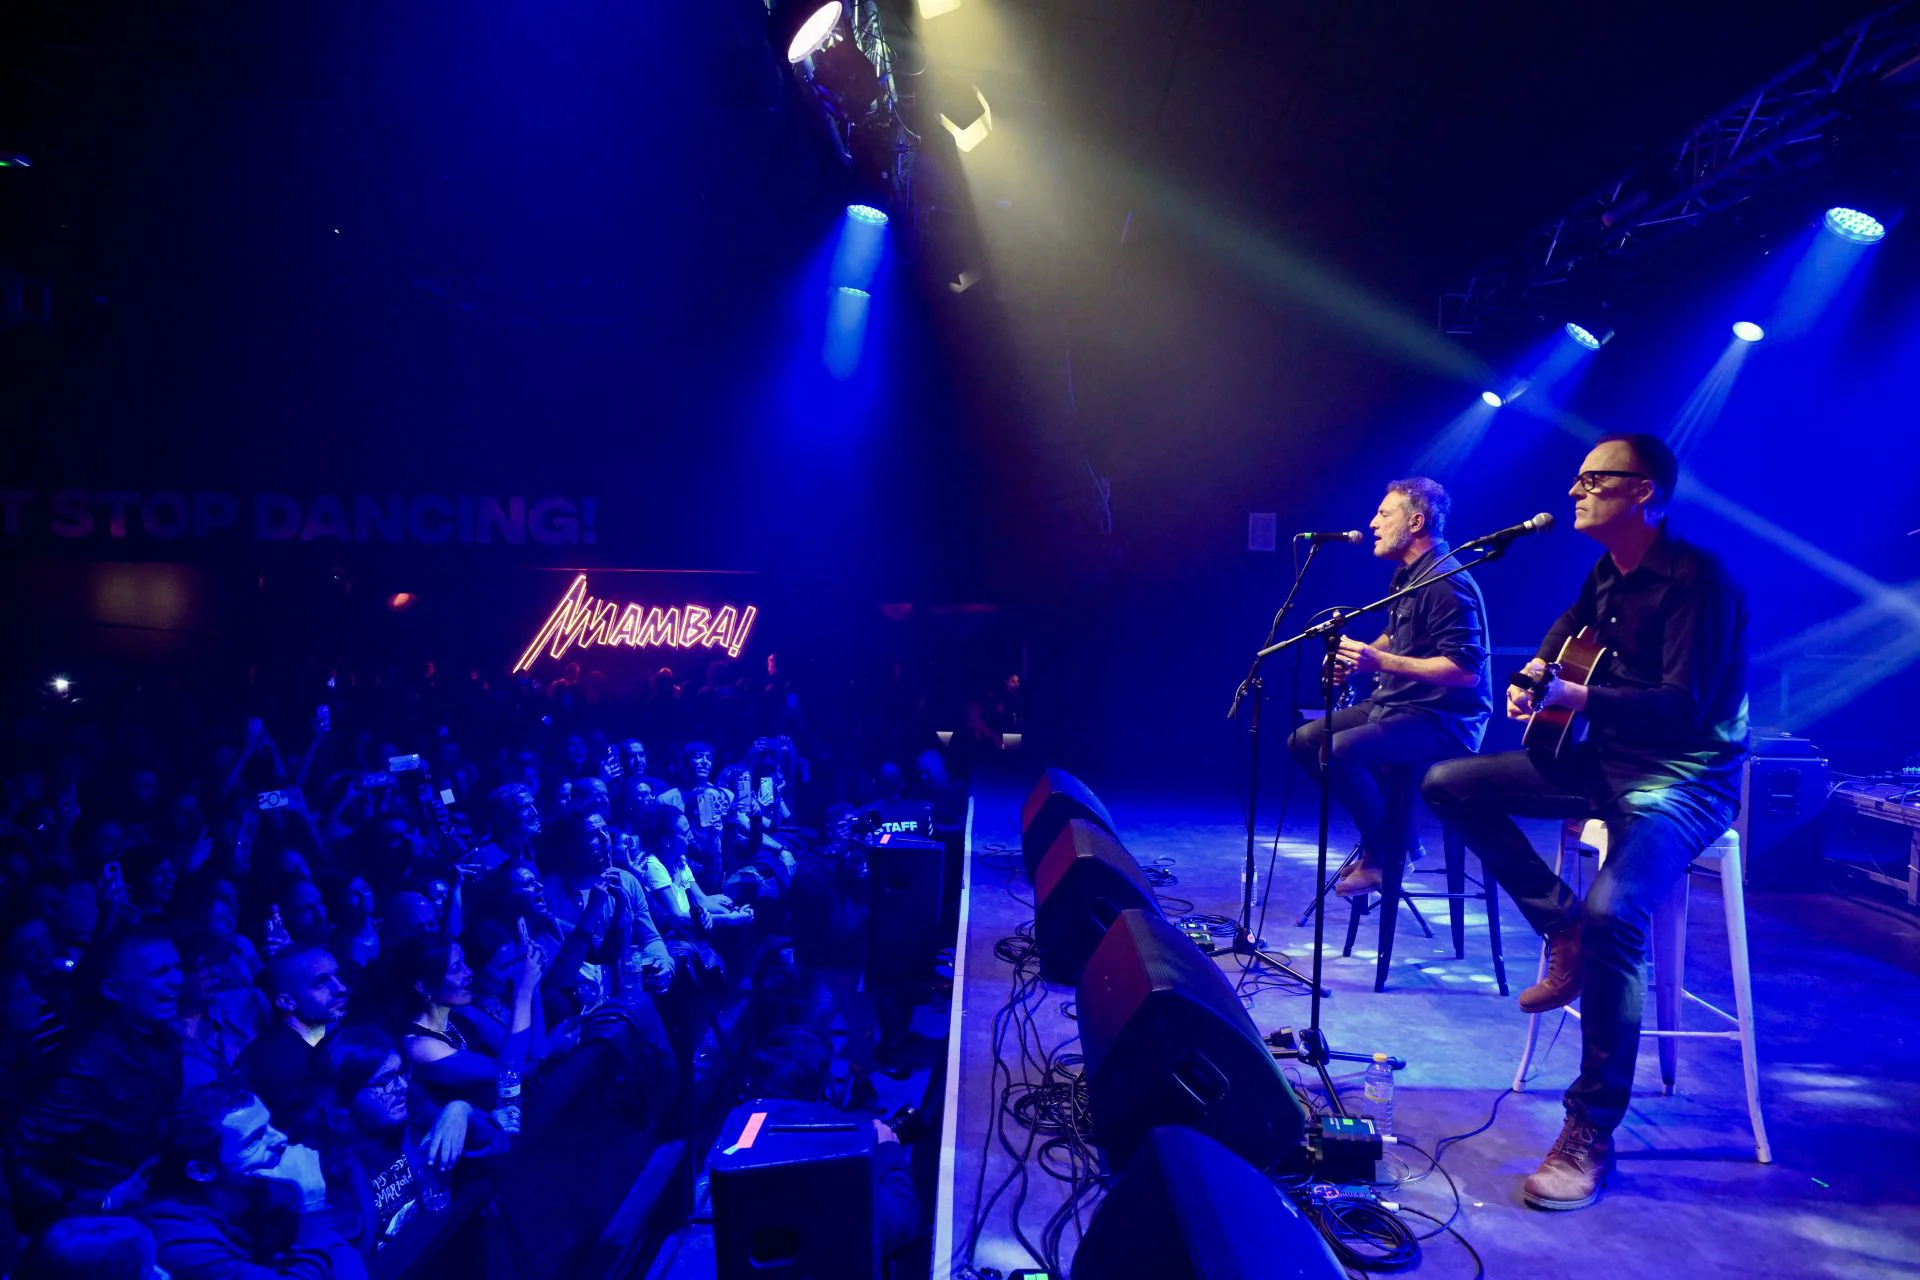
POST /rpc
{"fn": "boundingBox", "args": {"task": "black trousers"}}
[1287,704,1459,864]
[1421,748,1735,1133]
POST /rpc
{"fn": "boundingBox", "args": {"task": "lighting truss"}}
[1439,3,1920,335]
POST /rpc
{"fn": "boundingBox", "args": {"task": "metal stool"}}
[1341,764,1510,995]
[1512,818,1771,1163]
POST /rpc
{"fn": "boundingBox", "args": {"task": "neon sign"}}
[513,574,759,674]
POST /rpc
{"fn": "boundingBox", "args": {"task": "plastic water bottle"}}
[496,1067,523,1135]
[1362,1053,1395,1137]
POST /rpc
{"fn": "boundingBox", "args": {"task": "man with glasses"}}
[1424,433,1749,1212]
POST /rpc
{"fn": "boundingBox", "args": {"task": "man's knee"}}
[1287,722,1324,764]
[1419,756,1475,811]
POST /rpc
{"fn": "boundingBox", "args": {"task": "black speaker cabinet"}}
[866,829,946,988]
[711,1099,877,1280]
[1076,909,1308,1173]
[1744,739,1828,890]
[1072,1126,1342,1280]
[1033,819,1162,986]
[1021,769,1116,880]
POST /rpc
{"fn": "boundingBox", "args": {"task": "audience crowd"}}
[0,654,972,1278]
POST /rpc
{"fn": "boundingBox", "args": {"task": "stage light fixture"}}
[50,676,70,695]
[934,77,993,153]
[918,0,964,16]
[1731,321,1765,343]
[1480,390,1503,408]
[771,0,844,64]
[1564,322,1612,350]
[847,203,888,226]
[1823,206,1886,244]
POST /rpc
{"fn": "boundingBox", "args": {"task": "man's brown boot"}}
[1522,1113,1615,1210]
[1335,850,1382,897]
[1517,919,1583,1014]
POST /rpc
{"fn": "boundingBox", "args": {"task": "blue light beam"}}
[830,203,889,294]
[823,285,871,379]
[1666,338,1752,459]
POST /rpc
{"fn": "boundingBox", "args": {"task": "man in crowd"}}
[142,1083,365,1279]
[1424,434,1749,1210]
[472,784,542,872]
[236,947,349,1133]
[6,930,185,1229]
[1288,477,1492,896]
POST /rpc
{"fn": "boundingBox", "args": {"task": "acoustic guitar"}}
[1511,627,1608,758]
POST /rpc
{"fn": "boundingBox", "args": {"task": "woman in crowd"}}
[453,917,578,1067]
[393,933,542,1120]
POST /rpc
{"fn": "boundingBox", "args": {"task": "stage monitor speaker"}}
[866,829,946,989]
[1744,739,1829,890]
[1077,909,1308,1173]
[1033,819,1162,986]
[1021,768,1115,881]
[1072,1126,1342,1280]
[711,1098,878,1280]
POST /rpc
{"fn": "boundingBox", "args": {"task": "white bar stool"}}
[1510,817,1771,1163]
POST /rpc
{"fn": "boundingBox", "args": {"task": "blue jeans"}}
[1288,704,1462,864]
[1421,748,1736,1132]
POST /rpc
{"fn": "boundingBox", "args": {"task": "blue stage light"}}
[1731,321,1765,343]
[847,204,888,226]
[1564,322,1607,351]
[1823,207,1886,244]
[1480,390,1503,408]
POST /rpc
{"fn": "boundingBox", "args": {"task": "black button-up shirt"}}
[1370,541,1493,750]
[1537,525,1749,805]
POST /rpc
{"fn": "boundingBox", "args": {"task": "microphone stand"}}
[1227,543,1327,999]
[1256,539,1517,1113]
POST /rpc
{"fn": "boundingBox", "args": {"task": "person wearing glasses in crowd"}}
[1423,433,1749,1212]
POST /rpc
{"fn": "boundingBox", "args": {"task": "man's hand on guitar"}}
[1509,659,1589,720]
[1335,637,1384,676]
[1507,660,1548,720]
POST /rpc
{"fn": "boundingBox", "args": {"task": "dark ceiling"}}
[917,0,1897,296]
[0,0,1904,583]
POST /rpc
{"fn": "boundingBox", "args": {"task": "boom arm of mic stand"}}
[1250,544,1507,664]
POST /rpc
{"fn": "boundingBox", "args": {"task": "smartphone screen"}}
[256,790,289,811]
[389,754,423,773]
[439,788,456,806]
[758,777,775,806]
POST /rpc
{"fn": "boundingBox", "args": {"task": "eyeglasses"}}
[1573,470,1649,493]
[367,1071,407,1095]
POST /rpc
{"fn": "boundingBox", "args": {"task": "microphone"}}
[1295,530,1364,544]
[1458,512,1555,550]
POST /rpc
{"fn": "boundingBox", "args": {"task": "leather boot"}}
[1517,918,1583,1014]
[1334,850,1381,897]
[1523,1112,1615,1210]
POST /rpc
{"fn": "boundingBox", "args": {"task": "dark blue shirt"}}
[1538,526,1749,805]
[1370,541,1493,750]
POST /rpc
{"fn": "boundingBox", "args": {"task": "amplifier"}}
[1744,738,1828,891]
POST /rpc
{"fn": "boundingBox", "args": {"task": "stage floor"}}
[939,773,1920,1280]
